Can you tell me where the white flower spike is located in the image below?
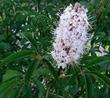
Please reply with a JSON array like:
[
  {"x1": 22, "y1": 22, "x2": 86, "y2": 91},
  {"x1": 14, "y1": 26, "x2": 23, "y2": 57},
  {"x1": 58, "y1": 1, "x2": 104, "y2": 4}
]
[{"x1": 51, "y1": 2, "x2": 90, "y2": 68}]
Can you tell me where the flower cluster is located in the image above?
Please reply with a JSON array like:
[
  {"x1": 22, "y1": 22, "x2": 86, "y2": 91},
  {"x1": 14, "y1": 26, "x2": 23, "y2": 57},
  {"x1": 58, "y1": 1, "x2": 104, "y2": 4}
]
[{"x1": 51, "y1": 3, "x2": 90, "y2": 68}]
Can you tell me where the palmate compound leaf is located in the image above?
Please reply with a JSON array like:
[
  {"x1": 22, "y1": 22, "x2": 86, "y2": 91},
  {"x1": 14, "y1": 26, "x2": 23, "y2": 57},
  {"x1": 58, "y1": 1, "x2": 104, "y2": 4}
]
[{"x1": 0, "y1": 50, "x2": 39, "y2": 98}]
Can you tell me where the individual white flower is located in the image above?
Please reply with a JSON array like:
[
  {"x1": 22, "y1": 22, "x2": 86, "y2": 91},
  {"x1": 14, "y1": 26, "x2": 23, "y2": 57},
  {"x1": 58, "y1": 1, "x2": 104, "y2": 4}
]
[
  {"x1": 99, "y1": 46, "x2": 107, "y2": 56},
  {"x1": 51, "y1": 2, "x2": 90, "y2": 68}
]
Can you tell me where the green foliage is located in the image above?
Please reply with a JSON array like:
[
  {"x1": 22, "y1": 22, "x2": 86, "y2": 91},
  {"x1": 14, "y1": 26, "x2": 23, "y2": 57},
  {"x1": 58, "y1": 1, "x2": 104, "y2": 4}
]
[{"x1": 0, "y1": 0, "x2": 110, "y2": 98}]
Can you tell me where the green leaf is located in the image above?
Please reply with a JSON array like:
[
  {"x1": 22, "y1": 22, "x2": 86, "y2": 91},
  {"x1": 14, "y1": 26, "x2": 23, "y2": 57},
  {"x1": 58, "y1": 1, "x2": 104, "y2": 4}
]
[
  {"x1": 8, "y1": 88, "x2": 20, "y2": 98},
  {"x1": 33, "y1": 79, "x2": 45, "y2": 98},
  {"x1": 25, "y1": 55, "x2": 43, "y2": 83},
  {"x1": 65, "y1": 76, "x2": 78, "y2": 96},
  {"x1": 42, "y1": 58, "x2": 57, "y2": 79},
  {"x1": 32, "y1": 67, "x2": 50, "y2": 78},
  {"x1": 3, "y1": 69, "x2": 21, "y2": 81},
  {"x1": 83, "y1": 55, "x2": 110, "y2": 65},
  {"x1": 22, "y1": 83, "x2": 32, "y2": 98},
  {"x1": 89, "y1": 68, "x2": 110, "y2": 87},
  {"x1": 25, "y1": 62, "x2": 36, "y2": 83},
  {"x1": 22, "y1": 32, "x2": 38, "y2": 51},
  {"x1": 0, "y1": 77, "x2": 19, "y2": 98},
  {"x1": 0, "y1": 42, "x2": 10, "y2": 50},
  {"x1": 0, "y1": 50, "x2": 34, "y2": 66},
  {"x1": 85, "y1": 74, "x2": 93, "y2": 98},
  {"x1": 98, "y1": 62, "x2": 110, "y2": 70},
  {"x1": 0, "y1": 34, "x2": 6, "y2": 41},
  {"x1": 0, "y1": 78, "x2": 15, "y2": 94}
]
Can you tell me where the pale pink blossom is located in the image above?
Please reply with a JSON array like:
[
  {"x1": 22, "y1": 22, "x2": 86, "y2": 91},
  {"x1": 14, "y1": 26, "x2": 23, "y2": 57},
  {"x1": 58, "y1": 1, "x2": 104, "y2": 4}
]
[{"x1": 51, "y1": 3, "x2": 90, "y2": 68}]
